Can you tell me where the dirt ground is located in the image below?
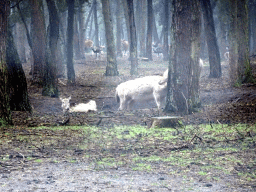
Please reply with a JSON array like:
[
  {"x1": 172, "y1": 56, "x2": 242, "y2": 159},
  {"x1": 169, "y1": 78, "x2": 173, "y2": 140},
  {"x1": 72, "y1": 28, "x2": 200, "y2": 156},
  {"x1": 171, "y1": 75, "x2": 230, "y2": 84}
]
[{"x1": 1, "y1": 54, "x2": 256, "y2": 191}]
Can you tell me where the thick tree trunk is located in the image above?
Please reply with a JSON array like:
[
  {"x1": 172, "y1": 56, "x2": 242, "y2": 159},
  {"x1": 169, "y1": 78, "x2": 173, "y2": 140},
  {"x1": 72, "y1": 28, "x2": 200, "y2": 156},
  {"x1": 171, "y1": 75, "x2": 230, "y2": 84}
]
[
  {"x1": 229, "y1": 0, "x2": 253, "y2": 84},
  {"x1": 101, "y1": 0, "x2": 119, "y2": 76},
  {"x1": 7, "y1": 23, "x2": 31, "y2": 112},
  {"x1": 30, "y1": 0, "x2": 47, "y2": 83},
  {"x1": 249, "y1": 0, "x2": 256, "y2": 55},
  {"x1": 66, "y1": 0, "x2": 76, "y2": 84},
  {"x1": 146, "y1": 0, "x2": 153, "y2": 61},
  {"x1": 42, "y1": 0, "x2": 59, "y2": 97},
  {"x1": 127, "y1": 0, "x2": 138, "y2": 75},
  {"x1": 165, "y1": 0, "x2": 201, "y2": 114},
  {"x1": 200, "y1": 0, "x2": 221, "y2": 78},
  {"x1": 0, "y1": 0, "x2": 12, "y2": 124}
]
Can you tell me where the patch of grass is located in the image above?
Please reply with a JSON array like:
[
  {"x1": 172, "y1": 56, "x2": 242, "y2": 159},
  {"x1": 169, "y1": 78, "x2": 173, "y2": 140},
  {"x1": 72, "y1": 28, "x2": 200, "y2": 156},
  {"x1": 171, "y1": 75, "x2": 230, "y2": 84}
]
[
  {"x1": 34, "y1": 159, "x2": 43, "y2": 163},
  {"x1": 198, "y1": 171, "x2": 208, "y2": 176},
  {"x1": 132, "y1": 163, "x2": 151, "y2": 172}
]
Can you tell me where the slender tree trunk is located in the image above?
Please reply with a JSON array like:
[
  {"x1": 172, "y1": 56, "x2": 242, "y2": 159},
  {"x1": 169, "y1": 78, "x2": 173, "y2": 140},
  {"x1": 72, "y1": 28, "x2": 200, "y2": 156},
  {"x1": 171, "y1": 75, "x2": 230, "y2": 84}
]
[
  {"x1": 121, "y1": 0, "x2": 131, "y2": 45},
  {"x1": 101, "y1": 0, "x2": 119, "y2": 76},
  {"x1": 152, "y1": 9, "x2": 160, "y2": 45},
  {"x1": 163, "y1": 0, "x2": 169, "y2": 61},
  {"x1": 135, "y1": 0, "x2": 146, "y2": 57},
  {"x1": 30, "y1": 0, "x2": 47, "y2": 83},
  {"x1": 73, "y1": 14, "x2": 82, "y2": 59},
  {"x1": 116, "y1": 0, "x2": 123, "y2": 57},
  {"x1": 200, "y1": 0, "x2": 221, "y2": 78},
  {"x1": 93, "y1": 0, "x2": 99, "y2": 47},
  {"x1": 84, "y1": 3, "x2": 95, "y2": 39},
  {"x1": 42, "y1": 0, "x2": 59, "y2": 97},
  {"x1": 66, "y1": 0, "x2": 75, "y2": 84},
  {"x1": 127, "y1": 0, "x2": 138, "y2": 75},
  {"x1": 0, "y1": 0, "x2": 12, "y2": 124},
  {"x1": 146, "y1": 0, "x2": 153, "y2": 60},
  {"x1": 78, "y1": 0, "x2": 85, "y2": 58}
]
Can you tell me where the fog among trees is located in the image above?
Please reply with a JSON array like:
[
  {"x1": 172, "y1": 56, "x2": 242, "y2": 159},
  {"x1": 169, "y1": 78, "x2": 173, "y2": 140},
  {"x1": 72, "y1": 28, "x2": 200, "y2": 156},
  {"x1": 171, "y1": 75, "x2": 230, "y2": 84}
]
[{"x1": 0, "y1": 0, "x2": 255, "y2": 124}]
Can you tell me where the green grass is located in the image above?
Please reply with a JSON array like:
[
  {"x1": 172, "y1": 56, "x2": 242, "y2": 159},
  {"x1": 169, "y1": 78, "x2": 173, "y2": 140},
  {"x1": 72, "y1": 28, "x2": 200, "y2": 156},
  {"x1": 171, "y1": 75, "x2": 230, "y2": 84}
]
[{"x1": 0, "y1": 123, "x2": 255, "y2": 187}]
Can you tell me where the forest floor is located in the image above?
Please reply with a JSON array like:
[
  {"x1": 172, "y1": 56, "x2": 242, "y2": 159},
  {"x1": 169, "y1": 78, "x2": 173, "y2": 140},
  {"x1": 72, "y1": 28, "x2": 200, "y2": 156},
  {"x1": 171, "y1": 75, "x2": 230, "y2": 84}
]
[{"x1": 0, "y1": 54, "x2": 256, "y2": 191}]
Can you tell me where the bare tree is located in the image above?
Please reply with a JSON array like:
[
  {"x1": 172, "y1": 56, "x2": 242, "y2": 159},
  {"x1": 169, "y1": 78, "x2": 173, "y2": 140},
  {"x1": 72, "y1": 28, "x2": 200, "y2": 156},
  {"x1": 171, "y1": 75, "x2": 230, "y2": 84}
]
[{"x1": 101, "y1": 0, "x2": 119, "y2": 76}]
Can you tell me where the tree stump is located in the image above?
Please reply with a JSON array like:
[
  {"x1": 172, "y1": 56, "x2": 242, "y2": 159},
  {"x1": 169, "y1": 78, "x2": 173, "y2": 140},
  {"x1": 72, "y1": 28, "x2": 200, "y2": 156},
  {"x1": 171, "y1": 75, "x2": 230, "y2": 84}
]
[
  {"x1": 151, "y1": 116, "x2": 183, "y2": 128},
  {"x1": 141, "y1": 57, "x2": 149, "y2": 61}
]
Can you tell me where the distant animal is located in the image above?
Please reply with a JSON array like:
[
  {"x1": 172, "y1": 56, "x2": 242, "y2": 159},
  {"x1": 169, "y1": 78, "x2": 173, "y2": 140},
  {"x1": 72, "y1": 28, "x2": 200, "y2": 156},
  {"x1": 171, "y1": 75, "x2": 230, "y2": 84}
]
[
  {"x1": 224, "y1": 52, "x2": 229, "y2": 61},
  {"x1": 153, "y1": 44, "x2": 164, "y2": 57},
  {"x1": 91, "y1": 47, "x2": 102, "y2": 58},
  {"x1": 121, "y1": 40, "x2": 129, "y2": 55},
  {"x1": 115, "y1": 70, "x2": 168, "y2": 110},
  {"x1": 84, "y1": 39, "x2": 94, "y2": 52},
  {"x1": 60, "y1": 96, "x2": 97, "y2": 113}
]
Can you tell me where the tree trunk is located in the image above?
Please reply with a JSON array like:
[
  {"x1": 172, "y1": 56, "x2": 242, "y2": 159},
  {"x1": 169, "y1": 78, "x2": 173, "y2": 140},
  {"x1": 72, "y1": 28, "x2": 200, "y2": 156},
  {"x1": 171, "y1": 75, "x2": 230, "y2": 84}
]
[
  {"x1": 73, "y1": 14, "x2": 82, "y2": 59},
  {"x1": 136, "y1": 0, "x2": 146, "y2": 57},
  {"x1": 200, "y1": 0, "x2": 221, "y2": 78},
  {"x1": 127, "y1": 0, "x2": 138, "y2": 75},
  {"x1": 93, "y1": 0, "x2": 99, "y2": 47},
  {"x1": 249, "y1": 0, "x2": 256, "y2": 55},
  {"x1": 229, "y1": 0, "x2": 253, "y2": 84},
  {"x1": 121, "y1": 0, "x2": 131, "y2": 45},
  {"x1": 165, "y1": 0, "x2": 201, "y2": 114},
  {"x1": 84, "y1": 2, "x2": 94, "y2": 39},
  {"x1": 146, "y1": 0, "x2": 153, "y2": 61},
  {"x1": 0, "y1": 0, "x2": 12, "y2": 125},
  {"x1": 78, "y1": 0, "x2": 85, "y2": 58},
  {"x1": 14, "y1": 23, "x2": 26, "y2": 63},
  {"x1": 163, "y1": 0, "x2": 169, "y2": 61},
  {"x1": 101, "y1": 0, "x2": 119, "y2": 76},
  {"x1": 152, "y1": 11, "x2": 160, "y2": 45},
  {"x1": 7, "y1": 22, "x2": 31, "y2": 112},
  {"x1": 30, "y1": 0, "x2": 47, "y2": 83},
  {"x1": 42, "y1": 0, "x2": 59, "y2": 97},
  {"x1": 66, "y1": 0, "x2": 76, "y2": 84},
  {"x1": 116, "y1": 0, "x2": 123, "y2": 57}
]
